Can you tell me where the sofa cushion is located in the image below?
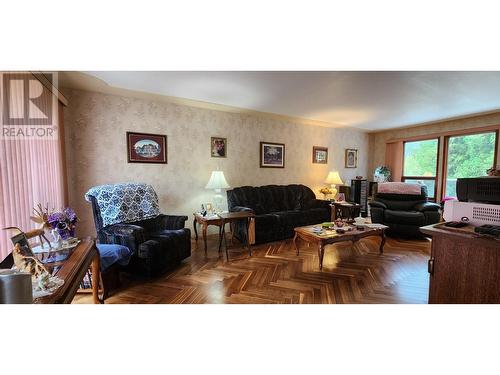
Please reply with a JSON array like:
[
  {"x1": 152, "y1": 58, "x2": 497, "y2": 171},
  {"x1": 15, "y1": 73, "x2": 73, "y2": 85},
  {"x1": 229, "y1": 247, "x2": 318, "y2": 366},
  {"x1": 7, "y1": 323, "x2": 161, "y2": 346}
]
[{"x1": 384, "y1": 209, "x2": 425, "y2": 226}]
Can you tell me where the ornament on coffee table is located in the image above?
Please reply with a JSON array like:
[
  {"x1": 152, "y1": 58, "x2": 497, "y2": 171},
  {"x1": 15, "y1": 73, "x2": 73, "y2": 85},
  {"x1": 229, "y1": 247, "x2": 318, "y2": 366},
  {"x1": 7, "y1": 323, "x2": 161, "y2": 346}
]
[
  {"x1": 48, "y1": 207, "x2": 78, "y2": 241},
  {"x1": 2, "y1": 203, "x2": 53, "y2": 249}
]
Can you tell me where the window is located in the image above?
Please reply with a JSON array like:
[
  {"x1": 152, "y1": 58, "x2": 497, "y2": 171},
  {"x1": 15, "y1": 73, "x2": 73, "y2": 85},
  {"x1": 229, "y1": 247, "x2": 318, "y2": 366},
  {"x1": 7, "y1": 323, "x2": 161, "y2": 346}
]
[
  {"x1": 444, "y1": 131, "x2": 497, "y2": 198},
  {"x1": 403, "y1": 138, "x2": 439, "y2": 198}
]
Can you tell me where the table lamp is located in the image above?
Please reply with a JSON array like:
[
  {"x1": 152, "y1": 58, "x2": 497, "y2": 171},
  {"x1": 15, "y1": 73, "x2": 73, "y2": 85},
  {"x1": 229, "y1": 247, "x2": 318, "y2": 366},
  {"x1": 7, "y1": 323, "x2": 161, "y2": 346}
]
[
  {"x1": 325, "y1": 171, "x2": 343, "y2": 201},
  {"x1": 205, "y1": 170, "x2": 230, "y2": 213}
]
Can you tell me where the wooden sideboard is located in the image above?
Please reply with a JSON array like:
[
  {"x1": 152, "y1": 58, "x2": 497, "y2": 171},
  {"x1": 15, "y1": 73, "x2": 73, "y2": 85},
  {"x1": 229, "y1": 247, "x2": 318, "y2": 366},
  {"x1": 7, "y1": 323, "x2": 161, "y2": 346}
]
[{"x1": 420, "y1": 224, "x2": 500, "y2": 304}]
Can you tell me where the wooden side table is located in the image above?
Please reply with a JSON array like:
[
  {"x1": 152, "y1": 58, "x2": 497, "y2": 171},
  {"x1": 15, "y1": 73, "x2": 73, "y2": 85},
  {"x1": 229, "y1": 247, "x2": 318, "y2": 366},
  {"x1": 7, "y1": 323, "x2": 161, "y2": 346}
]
[
  {"x1": 218, "y1": 211, "x2": 255, "y2": 261},
  {"x1": 192, "y1": 213, "x2": 224, "y2": 255},
  {"x1": 330, "y1": 202, "x2": 361, "y2": 222}
]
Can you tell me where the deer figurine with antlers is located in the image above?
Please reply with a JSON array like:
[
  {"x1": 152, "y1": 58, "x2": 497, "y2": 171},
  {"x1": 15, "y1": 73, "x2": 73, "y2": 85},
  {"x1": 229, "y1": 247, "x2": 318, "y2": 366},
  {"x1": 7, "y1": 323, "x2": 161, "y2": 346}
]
[{"x1": 3, "y1": 203, "x2": 53, "y2": 249}]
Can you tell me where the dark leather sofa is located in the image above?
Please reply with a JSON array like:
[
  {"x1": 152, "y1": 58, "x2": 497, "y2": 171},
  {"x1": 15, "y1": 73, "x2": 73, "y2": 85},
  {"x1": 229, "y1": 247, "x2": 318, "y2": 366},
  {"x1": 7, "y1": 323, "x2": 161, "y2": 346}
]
[
  {"x1": 227, "y1": 184, "x2": 330, "y2": 244},
  {"x1": 369, "y1": 184, "x2": 440, "y2": 237},
  {"x1": 88, "y1": 196, "x2": 191, "y2": 277}
]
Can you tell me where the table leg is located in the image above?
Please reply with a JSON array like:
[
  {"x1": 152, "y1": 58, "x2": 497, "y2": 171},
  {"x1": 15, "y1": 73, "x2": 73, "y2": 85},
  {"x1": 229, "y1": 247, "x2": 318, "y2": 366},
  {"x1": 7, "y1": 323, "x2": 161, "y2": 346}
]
[
  {"x1": 246, "y1": 218, "x2": 252, "y2": 257},
  {"x1": 223, "y1": 223, "x2": 229, "y2": 261},
  {"x1": 318, "y1": 243, "x2": 325, "y2": 270},
  {"x1": 379, "y1": 229, "x2": 386, "y2": 254},
  {"x1": 91, "y1": 252, "x2": 102, "y2": 304},
  {"x1": 202, "y1": 223, "x2": 208, "y2": 255},
  {"x1": 218, "y1": 223, "x2": 224, "y2": 254},
  {"x1": 193, "y1": 217, "x2": 198, "y2": 240},
  {"x1": 293, "y1": 232, "x2": 300, "y2": 255}
]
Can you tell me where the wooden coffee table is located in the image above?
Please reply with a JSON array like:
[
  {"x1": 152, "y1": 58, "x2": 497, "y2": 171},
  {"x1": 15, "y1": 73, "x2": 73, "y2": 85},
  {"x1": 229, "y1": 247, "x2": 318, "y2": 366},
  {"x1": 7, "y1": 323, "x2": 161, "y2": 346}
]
[{"x1": 293, "y1": 224, "x2": 388, "y2": 270}]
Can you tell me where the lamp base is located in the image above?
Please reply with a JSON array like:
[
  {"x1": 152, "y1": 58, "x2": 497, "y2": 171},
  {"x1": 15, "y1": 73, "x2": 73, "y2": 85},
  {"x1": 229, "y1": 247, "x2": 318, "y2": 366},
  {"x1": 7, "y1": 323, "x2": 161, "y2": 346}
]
[{"x1": 330, "y1": 185, "x2": 338, "y2": 201}]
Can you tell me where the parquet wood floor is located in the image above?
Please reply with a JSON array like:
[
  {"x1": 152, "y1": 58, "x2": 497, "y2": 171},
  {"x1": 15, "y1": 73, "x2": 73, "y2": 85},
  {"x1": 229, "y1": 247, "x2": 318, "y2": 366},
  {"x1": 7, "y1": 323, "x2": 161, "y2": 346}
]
[{"x1": 73, "y1": 234, "x2": 431, "y2": 304}]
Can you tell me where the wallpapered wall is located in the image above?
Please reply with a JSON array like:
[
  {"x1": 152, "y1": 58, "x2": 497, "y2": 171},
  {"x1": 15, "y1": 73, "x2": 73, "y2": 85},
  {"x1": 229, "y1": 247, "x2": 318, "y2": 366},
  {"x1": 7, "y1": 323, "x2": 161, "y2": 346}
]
[
  {"x1": 368, "y1": 111, "x2": 500, "y2": 175},
  {"x1": 64, "y1": 89, "x2": 369, "y2": 237}
]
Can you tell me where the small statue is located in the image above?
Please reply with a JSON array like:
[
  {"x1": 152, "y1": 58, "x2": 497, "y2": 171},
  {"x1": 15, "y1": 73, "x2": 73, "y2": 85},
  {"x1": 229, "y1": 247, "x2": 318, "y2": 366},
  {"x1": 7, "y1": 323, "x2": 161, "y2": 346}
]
[
  {"x1": 12, "y1": 243, "x2": 51, "y2": 290},
  {"x1": 51, "y1": 228, "x2": 62, "y2": 249},
  {"x1": 3, "y1": 203, "x2": 53, "y2": 249}
]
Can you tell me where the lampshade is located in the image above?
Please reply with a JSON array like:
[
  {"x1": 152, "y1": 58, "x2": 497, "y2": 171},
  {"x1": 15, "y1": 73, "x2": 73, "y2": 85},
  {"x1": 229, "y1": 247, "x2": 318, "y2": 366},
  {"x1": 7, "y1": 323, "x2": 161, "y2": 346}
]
[
  {"x1": 325, "y1": 171, "x2": 343, "y2": 185},
  {"x1": 205, "y1": 170, "x2": 230, "y2": 190}
]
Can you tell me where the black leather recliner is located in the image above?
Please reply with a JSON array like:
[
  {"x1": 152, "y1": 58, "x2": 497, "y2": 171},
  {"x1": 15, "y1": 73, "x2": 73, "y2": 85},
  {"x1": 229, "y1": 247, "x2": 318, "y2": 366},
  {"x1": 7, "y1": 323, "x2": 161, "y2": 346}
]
[
  {"x1": 87, "y1": 194, "x2": 191, "y2": 277},
  {"x1": 369, "y1": 184, "x2": 440, "y2": 237},
  {"x1": 227, "y1": 184, "x2": 330, "y2": 244}
]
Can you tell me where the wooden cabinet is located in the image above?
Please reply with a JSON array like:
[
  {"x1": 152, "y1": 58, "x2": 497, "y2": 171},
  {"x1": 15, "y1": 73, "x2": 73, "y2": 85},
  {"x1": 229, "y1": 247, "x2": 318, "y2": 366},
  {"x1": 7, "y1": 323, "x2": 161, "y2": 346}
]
[
  {"x1": 421, "y1": 224, "x2": 500, "y2": 304},
  {"x1": 350, "y1": 179, "x2": 368, "y2": 217}
]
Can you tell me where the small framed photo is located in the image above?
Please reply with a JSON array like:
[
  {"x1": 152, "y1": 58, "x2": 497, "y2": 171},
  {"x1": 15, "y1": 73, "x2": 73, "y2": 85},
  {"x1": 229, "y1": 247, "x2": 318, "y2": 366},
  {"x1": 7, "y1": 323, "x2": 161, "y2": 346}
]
[
  {"x1": 10, "y1": 232, "x2": 34, "y2": 257},
  {"x1": 260, "y1": 142, "x2": 285, "y2": 168},
  {"x1": 127, "y1": 132, "x2": 167, "y2": 164},
  {"x1": 312, "y1": 146, "x2": 328, "y2": 164},
  {"x1": 205, "y1": 203, "x2": 214, "y2": 214},
  {"x1": 211, "y1": 137, "x2": 227, "y2": 158},
  {"x1": 345, "y1": 148, "x2": 358, "y2": 168},
  {"x1": 337, "y1": 193, "x2": 346, "y2": 202}
]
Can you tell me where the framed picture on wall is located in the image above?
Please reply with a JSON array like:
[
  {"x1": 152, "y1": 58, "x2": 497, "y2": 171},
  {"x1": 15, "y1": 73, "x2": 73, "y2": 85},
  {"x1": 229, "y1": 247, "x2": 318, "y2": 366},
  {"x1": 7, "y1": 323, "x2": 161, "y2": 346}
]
[
  {"x1": 127, "y1": 132, "x2": 167, "y2": 163},
  {"x1": 260, "y1": 142, "x2": 285, "y2": 168},
  {"x1": 312, "y1": 146, "x2": 328, "y2": 164},
  {"x1": 345, "y1": 148, "x2": 358, "y2": 168},
  {"x1": 211, "y1": 137, "x2": 227, "y2": 158}
]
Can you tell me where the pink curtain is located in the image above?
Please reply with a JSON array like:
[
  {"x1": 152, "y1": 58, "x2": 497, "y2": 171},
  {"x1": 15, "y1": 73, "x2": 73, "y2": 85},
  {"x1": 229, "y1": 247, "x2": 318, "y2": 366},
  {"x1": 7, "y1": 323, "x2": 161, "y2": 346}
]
[{"x1": 0, "y1": 73, "x2": 65, "y2": 261}]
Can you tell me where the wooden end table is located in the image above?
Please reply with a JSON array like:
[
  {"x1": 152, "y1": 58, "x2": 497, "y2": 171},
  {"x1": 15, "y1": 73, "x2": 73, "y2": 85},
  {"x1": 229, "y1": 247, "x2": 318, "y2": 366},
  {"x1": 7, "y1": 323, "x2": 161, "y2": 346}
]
[
  {"x1": 330, "y1": 201, "x2": 361, "y2": 222},
  {"x1": 217, "y1": 211, "x2": 255, "y2": 261},
  {"x1": 293, "y1": 224, "x2": 387, "y2": 270},
  {"x1": 193, "y1": 213, "x2": 224, "y2": 255}
]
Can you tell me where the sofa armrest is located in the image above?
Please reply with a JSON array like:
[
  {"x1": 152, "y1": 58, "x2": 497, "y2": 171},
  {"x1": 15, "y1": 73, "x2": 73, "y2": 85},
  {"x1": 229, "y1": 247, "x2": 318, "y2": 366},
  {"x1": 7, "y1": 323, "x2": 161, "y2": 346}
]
[
  {"x1": 157, "y1": 214, "x2": 188, "y2": 230},
  {"x1": 369, "y1": 200, "x2": 388, "y2": 209},
  {"x1": 306, "y1": 199, "x2": 331, "y2": 210},
  {"x1": 100, "y1": 224, "x2": 145, "y2": 253},
  {"x1": 413, "y1": 202, "x2": 440, "y2": 212},
  {"x1": 230, "y1": 206, "x2": 254, "y2": 213}
]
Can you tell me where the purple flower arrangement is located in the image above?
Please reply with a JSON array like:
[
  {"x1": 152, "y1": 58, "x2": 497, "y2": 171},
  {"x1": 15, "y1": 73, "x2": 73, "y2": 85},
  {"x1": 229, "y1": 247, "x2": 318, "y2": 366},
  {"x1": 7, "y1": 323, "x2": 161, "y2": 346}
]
[{"x1": 48, "y1": 207, "x2": 78, "y2": 240}]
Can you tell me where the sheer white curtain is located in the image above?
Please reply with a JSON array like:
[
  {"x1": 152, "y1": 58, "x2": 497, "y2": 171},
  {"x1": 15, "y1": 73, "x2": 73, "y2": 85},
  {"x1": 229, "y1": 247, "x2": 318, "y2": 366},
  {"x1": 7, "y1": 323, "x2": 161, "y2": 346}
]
[{"x1": 0, "y1": 73, "x2": 66, "y2": 261}]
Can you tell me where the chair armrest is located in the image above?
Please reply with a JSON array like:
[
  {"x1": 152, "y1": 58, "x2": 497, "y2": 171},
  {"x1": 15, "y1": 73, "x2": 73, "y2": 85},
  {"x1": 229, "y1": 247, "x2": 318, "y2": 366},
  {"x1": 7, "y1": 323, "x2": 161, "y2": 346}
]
[
  {"x1": 100, "y1": 224, "x2": 145, "y2": 252},
  {"x1": 413, "y1": 202, "x2": 440, "y2": 212},
  {"x1": 230, "y1": 206, "x2": 254, "y2": 213},
  {"x1": 369, "y1": 200, "x2": 387, "y2": 209},
  {"x1": 157, "y1": 214, "x2": 188, "y2": 230}
]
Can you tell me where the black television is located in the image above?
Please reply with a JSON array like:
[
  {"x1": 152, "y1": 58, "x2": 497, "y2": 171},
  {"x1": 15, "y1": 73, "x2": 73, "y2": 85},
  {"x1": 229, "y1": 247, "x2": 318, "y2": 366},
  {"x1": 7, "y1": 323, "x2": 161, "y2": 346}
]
[{"x1": 456, "y1": 177, "x2": 500, "y2": 204}]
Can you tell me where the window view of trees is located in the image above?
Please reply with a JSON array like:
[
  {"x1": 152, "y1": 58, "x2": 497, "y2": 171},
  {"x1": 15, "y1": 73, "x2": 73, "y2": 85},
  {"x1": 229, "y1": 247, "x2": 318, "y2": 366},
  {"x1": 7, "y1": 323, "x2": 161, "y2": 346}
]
[
  {"x1": 404, "y1": 139, "x2": 438, "y2": 177},
  {"x1": 445, "y1": 132, "x2": 496, "y2": 197},
  {"x1": 403, "y1": 139, "x2": 438, "y2": 198}
]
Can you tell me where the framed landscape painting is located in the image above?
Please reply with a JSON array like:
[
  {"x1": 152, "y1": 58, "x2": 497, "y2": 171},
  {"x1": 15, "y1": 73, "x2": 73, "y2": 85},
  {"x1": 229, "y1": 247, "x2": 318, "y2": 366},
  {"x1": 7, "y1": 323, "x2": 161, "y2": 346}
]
[
  {"x1": 260, "y1": 142, "x2": 285, "y2": 168},
  {"x1": 345, "y1": 148, "x2": 358, "y2": 168},
  {"x1": 127, "y1": 132, "x2": 167, "y2": 163},
  {"x1": 312, "y1": 146, "x2": 328, "y2": 164}
]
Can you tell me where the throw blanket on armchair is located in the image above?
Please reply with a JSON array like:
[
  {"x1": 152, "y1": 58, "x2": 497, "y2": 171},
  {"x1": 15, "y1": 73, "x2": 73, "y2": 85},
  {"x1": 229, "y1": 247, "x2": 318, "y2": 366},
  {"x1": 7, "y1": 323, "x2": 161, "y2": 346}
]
[
  {"x1": 378, "y1": 182, "x2": 422, "y2": 195},
  {"x1": 85, "y1": 183, "x2": 160, "y2": 227}
]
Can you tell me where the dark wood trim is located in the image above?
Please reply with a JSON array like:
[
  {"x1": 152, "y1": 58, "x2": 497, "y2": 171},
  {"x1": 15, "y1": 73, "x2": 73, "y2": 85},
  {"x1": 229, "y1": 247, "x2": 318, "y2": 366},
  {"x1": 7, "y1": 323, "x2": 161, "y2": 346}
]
[
  {"x1": 126, "y1": 131, "x2": 168, "y2": 164},
  {"x1": 58, "y1": 102, "x2": 69, "y2": 206},
  {"x1": 312, "y1": 146, "x2": 328, "y2": 164},
  {"x1": 260, "y1": 141, "x2": 285, "y2": 168}
]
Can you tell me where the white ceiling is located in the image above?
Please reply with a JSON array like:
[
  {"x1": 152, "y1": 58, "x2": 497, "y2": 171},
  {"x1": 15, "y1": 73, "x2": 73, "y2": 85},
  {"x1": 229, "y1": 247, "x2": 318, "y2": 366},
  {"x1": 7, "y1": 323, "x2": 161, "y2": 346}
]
[{"x1": 81, "y1": 71, "x2": 500, "y2": 131}]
